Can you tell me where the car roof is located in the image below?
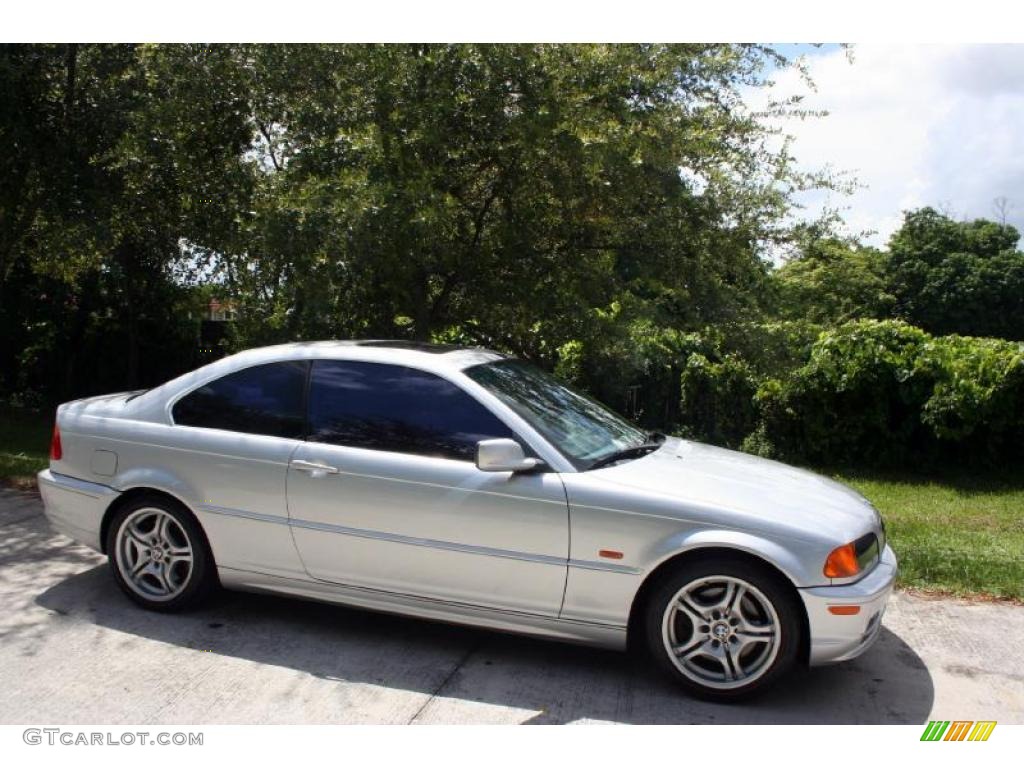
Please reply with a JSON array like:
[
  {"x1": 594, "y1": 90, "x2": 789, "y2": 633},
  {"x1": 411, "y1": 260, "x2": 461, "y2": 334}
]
[
  {"x1": 355, "y1": 340, "x2": 472, "y2": 354},
  {"x1": 224, "y1": 339, "x2": 509, "y2": 371},
  {"x1": 128, "y1": 340, "x2": 509, "y2": 414}
]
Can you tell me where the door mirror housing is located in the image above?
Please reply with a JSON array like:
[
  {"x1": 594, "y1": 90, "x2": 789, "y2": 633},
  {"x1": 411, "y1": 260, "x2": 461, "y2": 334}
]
[{"x1": 475, "y1": 438, "x2": 543, "y2": 473}]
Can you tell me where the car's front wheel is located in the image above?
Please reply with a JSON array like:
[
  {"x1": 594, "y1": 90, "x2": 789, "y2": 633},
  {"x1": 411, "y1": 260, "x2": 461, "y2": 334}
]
[
  {"x1": 106, "y1": 495, "x2": 215, "y2": 611},
  {"x1": 644, "y1": 556, "x2": 802, "y2": 701}
]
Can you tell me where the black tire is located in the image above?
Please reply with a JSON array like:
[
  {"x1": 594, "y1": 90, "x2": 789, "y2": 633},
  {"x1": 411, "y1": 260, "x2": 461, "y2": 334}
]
[
  {"x1": 105, "y1": 494, "x2": 216, "y2": 612},
  {"x1": 643, "y1": 555, "x2": 802, "y2": 702}
]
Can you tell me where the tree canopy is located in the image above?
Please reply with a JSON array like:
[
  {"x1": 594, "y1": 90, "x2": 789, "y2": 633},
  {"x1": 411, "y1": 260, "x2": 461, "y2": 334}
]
[
  {"x1": 2, "y1": 44, "x2": 1022, "y2": 470},
  {"x1": 216, "y1": 44, "x2": 817, "y2": 357},
  {"x1": 773, "y1": 231, "x2": 894, "y2": 324},
  {"x1": 0, "y1": 43, "x2": 825, "y2": 400},
  {"x1": 886, "y1": 207, "x2": 1024, "y2": 339},
  {"x1": 772, "y1": 207, "x2": 1024, "y2": 340}
]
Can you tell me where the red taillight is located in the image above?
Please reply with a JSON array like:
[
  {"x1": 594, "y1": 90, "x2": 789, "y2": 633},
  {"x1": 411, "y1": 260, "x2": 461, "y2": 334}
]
[{"x1": 50, "y1": 422, "x2": 62, "y2": 461}]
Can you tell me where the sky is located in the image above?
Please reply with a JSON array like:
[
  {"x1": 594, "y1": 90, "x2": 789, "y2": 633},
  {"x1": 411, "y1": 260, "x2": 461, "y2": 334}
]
[{"x1": 752, "y1": 44, "x2": 1024, "y2": 247}]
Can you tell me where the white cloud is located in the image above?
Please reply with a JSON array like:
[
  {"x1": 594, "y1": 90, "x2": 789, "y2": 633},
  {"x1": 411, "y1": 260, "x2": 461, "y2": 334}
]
[{"x1": 750, "y1": 44, "x2": 1024, "y2": 247}]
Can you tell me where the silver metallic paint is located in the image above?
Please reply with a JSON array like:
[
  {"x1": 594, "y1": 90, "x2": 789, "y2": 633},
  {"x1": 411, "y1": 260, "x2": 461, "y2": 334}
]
[{"x1": 39, "y1": 341, "x2": 896, "y2": 664}]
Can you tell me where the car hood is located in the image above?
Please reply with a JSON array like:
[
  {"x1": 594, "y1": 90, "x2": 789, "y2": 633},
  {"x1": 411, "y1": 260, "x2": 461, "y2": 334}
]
[{"x1": 590, "y1": 437, "x2": 879, "y2": 542}]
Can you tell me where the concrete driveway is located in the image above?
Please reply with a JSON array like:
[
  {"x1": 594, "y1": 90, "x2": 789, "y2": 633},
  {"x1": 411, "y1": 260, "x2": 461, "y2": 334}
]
[{"x1": 1, "y1": 488, "x2": 1021, "y2": 724}]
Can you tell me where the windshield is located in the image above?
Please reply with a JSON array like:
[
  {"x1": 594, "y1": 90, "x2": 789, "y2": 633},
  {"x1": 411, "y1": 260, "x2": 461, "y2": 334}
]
[{"x1": 464, "y1": 359, "x2": 647, "y2": 469}]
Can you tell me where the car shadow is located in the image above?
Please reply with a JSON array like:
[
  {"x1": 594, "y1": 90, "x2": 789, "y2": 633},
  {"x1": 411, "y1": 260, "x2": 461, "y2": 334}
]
[{"x1": 34, "y1": 564, "x2": 935, "y2": 724}]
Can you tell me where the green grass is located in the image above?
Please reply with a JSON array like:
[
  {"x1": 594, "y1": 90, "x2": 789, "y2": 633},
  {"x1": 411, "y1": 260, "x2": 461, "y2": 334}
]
[
  {"x1": 0, "y1": 405, "x2": 51, "y2": 486},
  {"x1": 831, "y1": 469, "x2": 1024, "y2": 601},
  {"x1": 0, "y1": 404, "x2": 1020, "y2": 599}
]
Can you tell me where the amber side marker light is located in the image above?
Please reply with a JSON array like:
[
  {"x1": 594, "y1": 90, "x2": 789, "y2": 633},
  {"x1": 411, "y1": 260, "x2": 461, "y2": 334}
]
[
  {"x1": 49, "y1": 422, "x2": 62, "y2": 461},
  {"x1": 827, "y1": 605, "x2": 862, "y2": 616},
  {"x1": 823, "y1": 542, "x2": 860, "y2": 578},
  {"x1": 598, "y1": 549, "x2": 624, "y2": 560}
]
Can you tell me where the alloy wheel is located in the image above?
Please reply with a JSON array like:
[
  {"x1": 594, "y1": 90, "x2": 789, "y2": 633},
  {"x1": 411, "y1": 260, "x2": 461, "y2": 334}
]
[
  {"x1": 661, "y1": 575, "x2": 782, "y2": 691},
  {"x1": 114, "y1": 507, "x2": 194, "y2": 602}
]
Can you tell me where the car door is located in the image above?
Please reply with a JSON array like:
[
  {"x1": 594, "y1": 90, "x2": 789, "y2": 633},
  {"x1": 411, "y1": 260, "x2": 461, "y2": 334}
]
[
  {"x1": 166, "y1": 360, "x2": 309, "y2": 579},
  {"x1": 286, "y1": 359, "x2": 570, "y2": 617}
]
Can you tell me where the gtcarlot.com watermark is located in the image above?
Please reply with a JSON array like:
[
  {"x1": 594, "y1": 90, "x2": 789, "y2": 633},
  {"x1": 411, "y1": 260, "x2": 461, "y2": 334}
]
[{"x1": 23, "y1": 728, "x2": 203, "y2": 746}]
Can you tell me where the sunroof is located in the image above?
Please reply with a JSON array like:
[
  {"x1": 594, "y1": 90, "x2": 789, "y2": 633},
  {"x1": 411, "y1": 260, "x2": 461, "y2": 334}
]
[{"x1": 356, "y1": 340, "x2": 470, "y2": 354}]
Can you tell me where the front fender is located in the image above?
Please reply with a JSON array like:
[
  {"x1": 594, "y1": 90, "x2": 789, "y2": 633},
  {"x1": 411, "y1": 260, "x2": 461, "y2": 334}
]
[
  {"x1": 642, "y1": 527, "x2": 826, "y2": 589},
  {"x1": 561, "y1": 519, "x2": 827, "y2": 628}
]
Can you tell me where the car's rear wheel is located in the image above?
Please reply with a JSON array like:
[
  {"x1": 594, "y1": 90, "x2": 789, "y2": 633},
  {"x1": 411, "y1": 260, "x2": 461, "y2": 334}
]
[
  {"x1": 106, "y1": 496, "x2": 214, "y2": 611},
  {"x1": 644, "y1": 556, "x2": 802, "y2": 701}
]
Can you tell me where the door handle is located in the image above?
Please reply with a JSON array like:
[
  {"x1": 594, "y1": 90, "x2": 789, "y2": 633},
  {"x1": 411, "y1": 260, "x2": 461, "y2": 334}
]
[{"x1": 291, "y1": 459, "x2": 339, "y2": 477}]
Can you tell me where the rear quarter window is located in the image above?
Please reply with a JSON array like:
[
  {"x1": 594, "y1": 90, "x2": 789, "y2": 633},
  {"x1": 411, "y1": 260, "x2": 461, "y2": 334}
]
[{"x1": 172, "y1": 361, "x2": 308, "y2": 439}]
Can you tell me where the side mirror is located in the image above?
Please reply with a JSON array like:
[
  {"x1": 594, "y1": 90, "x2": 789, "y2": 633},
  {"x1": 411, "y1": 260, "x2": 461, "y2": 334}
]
[{"x1": 476, "y1": 438, "x2": 543, "y2": 473}]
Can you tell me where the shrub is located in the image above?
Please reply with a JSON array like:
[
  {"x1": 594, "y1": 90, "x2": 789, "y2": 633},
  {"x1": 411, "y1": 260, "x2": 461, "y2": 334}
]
[
  {"x1": 565, "y1": 320, "x2": 719, "y2": 428},
  {"x1": 920, "y1": 335, "x2": 1024, "y2": 458},
  {"x1": 560, "y1": 317, "x2": 1023, "y2": 470},
  {"x1": 716, "y1": 320, "x2": 824, "y2": 378},
  {"x1": 679, "y1": 354, "x2": 762, "y2": 448},
  {"x1": 766, "y1": 320, "x2": 936, "y2": 464},
  {"x1": 764, "y1": 320, "x2": 1024, "y2": 467}
]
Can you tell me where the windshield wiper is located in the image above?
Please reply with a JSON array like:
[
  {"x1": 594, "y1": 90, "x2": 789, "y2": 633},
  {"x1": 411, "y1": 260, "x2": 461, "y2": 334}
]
[{"x1": 588, "y1": 438, "x2": 664, "y2": 470}]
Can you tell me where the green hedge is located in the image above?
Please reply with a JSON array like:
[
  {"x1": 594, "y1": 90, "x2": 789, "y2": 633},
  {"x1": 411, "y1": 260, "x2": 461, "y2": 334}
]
[
  {"x1": 564, "y1": 319, "x2": 1024, "y2": 468},
  {"x1": 679, "y1": 354, "x2": 760, "y2": 447},
  {"x1": 741, "y1": 321, "x2": 1019, "y2": 466},
  {"x1": 765, "y1": 321, "x2": 1024, "y2": 466},
  {"x1": 763, "y1": 321, "x2": 937, "y2": 464}
]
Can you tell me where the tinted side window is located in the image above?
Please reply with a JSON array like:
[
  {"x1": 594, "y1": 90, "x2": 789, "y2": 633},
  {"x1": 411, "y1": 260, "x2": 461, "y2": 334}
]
[
  {"x1": 308, "y1": 360, "x2": 514, "y2": 460},
  {"x1": 173, "y1": 361, "x2": 308, "y2": 439}
]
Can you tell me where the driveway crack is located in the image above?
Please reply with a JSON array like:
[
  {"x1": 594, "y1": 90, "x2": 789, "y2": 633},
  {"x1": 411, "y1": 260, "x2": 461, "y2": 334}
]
[{"x1": 407, "y1": 639, "x2": 482, "y2": 724}]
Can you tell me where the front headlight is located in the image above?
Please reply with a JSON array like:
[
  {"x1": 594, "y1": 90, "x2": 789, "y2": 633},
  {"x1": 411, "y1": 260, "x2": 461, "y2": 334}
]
[{"x1": 824, "y1": 533, "x2": 880, "y2": 579}]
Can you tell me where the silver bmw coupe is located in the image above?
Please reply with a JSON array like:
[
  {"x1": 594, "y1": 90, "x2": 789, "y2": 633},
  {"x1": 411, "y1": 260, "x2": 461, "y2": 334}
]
[{"x1": 39, "y1": 340, "x2": 896, "y2": 700}]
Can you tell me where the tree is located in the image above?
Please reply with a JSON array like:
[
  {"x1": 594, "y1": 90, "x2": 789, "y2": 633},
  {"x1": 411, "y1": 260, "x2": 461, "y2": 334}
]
[
  {"x1": 215, "y1": 44, "x2": 830, "y2": 363},
  {"x1": 0, "y1": 44, "x2": 254, "y2": 400},
  {"x1": 886, "y1": 207, "x2": 1024, "y2": 340},
  {"x1": 773, "y1": 230, "x2": 894, "y2": 323},
  {"x1": 1, "y1": 43, "x2": 835, "y2": 404}
]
